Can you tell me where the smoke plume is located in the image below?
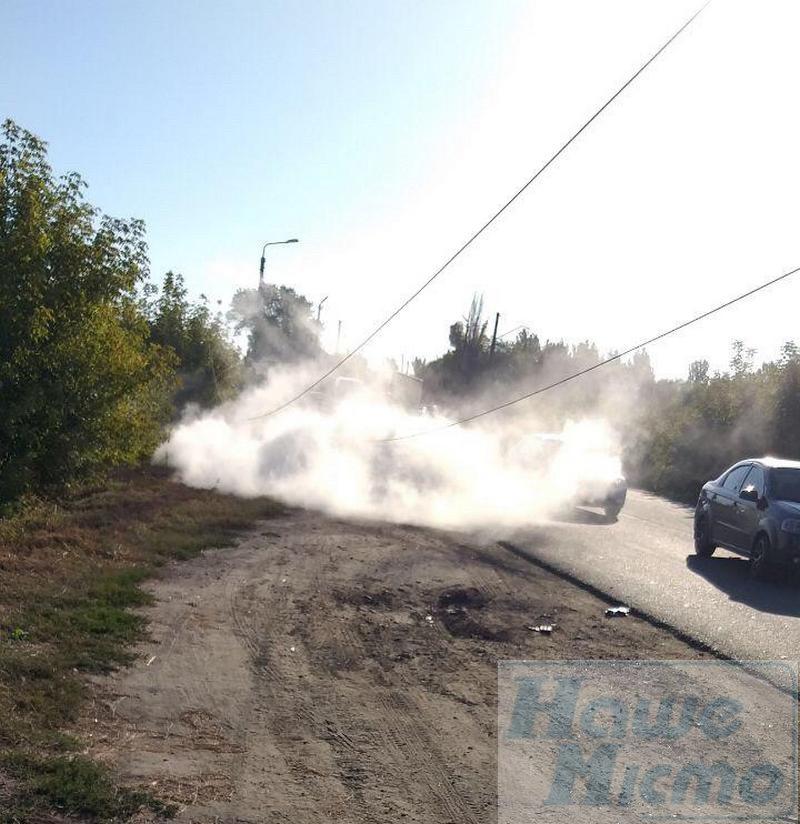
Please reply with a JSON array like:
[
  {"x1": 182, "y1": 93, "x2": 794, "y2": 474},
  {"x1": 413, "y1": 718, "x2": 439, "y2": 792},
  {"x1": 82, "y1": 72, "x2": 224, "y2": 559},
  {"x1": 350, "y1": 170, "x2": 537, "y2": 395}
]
[{"x1": 156, "y1": 361, "x2": 624, "y2": 532}]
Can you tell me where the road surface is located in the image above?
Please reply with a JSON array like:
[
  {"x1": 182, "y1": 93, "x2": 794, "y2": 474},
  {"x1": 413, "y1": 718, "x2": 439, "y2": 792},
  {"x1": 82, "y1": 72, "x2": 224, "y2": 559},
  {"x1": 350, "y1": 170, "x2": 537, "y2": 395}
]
[{"x1": 508, "y1": 489, "x2": 800, "y2": 665}]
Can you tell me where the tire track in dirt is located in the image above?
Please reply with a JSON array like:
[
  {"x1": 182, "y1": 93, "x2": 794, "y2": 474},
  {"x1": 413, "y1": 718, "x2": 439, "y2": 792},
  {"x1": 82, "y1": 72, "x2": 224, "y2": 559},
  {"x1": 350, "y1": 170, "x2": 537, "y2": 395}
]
[
  {"x1": 299, "y1": 524, "x2": 482, "y2": 824},
  {"x1": 87, "y1": 509, "x2": 712, "y2": 823},
  {"x1": 220, "y1": 515, "x2": 484, "y2": 823}
]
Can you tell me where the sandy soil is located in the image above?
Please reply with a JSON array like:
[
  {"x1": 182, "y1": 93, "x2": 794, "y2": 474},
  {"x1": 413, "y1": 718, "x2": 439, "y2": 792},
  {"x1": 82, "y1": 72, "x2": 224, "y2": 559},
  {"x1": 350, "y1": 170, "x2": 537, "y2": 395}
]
[{"x1": 84, "y1": 508, "x2": 710, "y2": 823}]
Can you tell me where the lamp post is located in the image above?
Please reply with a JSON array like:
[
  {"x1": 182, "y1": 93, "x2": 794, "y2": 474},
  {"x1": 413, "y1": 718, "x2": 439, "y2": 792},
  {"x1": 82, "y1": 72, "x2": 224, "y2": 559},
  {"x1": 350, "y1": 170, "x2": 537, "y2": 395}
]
[
  {"x1": 259, "y1": 238, "x2": 298, "y2": 287},
  {"x1": 316, "y1": 296, "x2": 328, "y2": 323}
]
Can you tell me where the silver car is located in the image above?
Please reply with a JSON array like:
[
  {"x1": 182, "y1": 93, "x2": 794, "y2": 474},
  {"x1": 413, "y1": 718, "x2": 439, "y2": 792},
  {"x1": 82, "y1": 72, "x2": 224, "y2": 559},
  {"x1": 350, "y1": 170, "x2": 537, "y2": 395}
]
[{"x1": 694, "y1": 457, "x2": 800, "y2": 578}]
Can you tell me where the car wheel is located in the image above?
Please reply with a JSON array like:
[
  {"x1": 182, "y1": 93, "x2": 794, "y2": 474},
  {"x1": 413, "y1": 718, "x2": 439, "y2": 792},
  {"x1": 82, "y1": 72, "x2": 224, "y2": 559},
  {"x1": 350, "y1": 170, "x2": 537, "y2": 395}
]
[
  {"x1": 750, "y1": 533, "x2": 773, "y2": 580},
  {"x1": 694, "y1": 515, "x2": 715, "y2": 557}
]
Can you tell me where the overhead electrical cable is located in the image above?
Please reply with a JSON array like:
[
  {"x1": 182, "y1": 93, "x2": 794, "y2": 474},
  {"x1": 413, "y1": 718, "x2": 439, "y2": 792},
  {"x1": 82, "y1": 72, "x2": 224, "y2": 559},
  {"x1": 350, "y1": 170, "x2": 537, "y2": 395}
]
[
  {"x1": 378, "y1": 264, "x2": 800, "y2": 442},
  {"x1": 250, "y1": 3, "x2": 708, "y2": 420}
]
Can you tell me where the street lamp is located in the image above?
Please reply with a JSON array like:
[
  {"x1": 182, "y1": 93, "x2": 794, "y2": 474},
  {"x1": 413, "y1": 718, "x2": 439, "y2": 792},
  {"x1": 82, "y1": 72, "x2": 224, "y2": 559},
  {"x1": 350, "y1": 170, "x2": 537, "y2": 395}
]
[
  {"x1": 259, "y1": 238, "x2": 299, "y2": 286},
  {"x1": 316, "y1": 295, "x2": 328, "y2": 323}
]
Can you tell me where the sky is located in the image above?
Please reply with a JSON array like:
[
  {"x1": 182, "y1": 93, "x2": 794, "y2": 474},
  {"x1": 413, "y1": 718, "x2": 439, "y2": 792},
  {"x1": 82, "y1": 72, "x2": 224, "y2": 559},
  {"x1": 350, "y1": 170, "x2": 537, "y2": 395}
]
[{"x1": 3, "y1": 0, "x2": 800, "y2": 379}]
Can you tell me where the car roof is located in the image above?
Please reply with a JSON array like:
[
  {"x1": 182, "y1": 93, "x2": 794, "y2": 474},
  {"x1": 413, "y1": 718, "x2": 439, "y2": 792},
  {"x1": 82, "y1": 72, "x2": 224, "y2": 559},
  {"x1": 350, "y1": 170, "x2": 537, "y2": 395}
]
[{"x1": 741, "y1": 457, "x2": 800, "y2": 470}]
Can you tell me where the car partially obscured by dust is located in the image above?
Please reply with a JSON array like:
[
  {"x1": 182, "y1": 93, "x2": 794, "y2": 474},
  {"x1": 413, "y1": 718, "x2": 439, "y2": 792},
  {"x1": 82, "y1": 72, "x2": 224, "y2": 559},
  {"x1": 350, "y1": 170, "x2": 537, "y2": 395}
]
[{"x1": 156, "y1": 361, "x2": 624, "y2": 531}]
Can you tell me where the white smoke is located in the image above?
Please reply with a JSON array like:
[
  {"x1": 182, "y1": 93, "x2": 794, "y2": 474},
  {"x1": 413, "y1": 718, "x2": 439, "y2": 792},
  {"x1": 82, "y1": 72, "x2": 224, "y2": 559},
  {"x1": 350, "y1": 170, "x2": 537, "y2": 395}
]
[{"x1": 156, "y1": 362, "x2": 623, "y2": 531}]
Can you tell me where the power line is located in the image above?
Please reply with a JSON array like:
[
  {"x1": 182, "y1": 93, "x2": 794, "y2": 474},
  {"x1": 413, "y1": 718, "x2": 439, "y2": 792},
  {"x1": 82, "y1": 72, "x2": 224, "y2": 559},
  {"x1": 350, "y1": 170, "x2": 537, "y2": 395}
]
[
  {"x1": 379, "y1": 264, "x2": 800, "y2": 442},
  {"x1": 497, "y1": 324, "x2": 532, "y2": 340},
  {"x1": 250, "y1": 3, "x2": 708, "y2": 421}
]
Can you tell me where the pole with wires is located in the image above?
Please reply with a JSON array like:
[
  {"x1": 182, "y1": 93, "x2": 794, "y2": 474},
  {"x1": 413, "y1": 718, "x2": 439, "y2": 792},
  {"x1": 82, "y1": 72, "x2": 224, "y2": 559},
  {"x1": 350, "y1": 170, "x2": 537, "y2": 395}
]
[
  {"x1": 248, "y1": 2, "x2": 708, "y2": 421},
  {"x1": 490, "y1": 312, "x2": 500, "y2": 359},
  {"x1": 379, "y1": 263, "x2": 800, "y2": 443}
]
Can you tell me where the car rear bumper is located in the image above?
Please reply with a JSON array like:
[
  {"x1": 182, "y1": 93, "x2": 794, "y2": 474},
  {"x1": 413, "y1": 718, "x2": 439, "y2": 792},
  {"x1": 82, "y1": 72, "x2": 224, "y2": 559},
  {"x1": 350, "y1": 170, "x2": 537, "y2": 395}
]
[{"x1": 579, "y1": 486, "x2": 627, "y2": 510}]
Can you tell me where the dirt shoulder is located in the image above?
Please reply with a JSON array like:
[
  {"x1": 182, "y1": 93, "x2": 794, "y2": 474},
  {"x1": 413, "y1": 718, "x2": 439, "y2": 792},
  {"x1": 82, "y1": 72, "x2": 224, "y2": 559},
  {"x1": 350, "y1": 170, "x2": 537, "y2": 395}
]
[
  {"x1": 86, "y1": 508, "x2": 712, "y2": 823},
  {"x1": 0, "y1": 468, "x2": 283, "y2": 822}
]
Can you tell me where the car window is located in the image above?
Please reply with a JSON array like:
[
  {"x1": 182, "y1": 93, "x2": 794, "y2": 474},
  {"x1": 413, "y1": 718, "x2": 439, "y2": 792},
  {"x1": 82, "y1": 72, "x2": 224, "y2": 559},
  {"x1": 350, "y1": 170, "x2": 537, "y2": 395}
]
[
  {"x1": 722, "y1": 465, "x2": 751, "y2": 493},
  {"x1": 741, "y1": 465, "x2": 765, "y2": 497},
  {"x1": 769, "y1": 468, "x2": 800, "y2": 503}
]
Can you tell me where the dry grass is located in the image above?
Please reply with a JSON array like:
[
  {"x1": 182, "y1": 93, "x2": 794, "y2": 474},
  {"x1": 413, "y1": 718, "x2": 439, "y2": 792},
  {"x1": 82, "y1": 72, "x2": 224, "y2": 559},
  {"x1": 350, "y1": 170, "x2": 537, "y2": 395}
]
[{"x1": 0, "y1": 466, "x2": 283, "y2": 822}]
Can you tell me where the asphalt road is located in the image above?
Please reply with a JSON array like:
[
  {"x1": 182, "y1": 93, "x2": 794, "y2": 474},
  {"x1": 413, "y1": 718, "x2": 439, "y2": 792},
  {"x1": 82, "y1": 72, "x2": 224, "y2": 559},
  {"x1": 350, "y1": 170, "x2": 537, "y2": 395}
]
[{"x1": 508, "y1": 489, "x2": 800, "y2": 666}]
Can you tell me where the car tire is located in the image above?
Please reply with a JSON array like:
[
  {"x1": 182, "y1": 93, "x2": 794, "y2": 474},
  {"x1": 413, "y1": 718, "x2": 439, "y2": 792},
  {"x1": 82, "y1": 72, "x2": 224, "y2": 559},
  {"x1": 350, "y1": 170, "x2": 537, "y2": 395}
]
[
  {"x1": 694, "y1": 514, "x2": 715, "y2": 557},
  {"x1": 604, "y1": 503, "x2": 622, "y2": 522},
  {"x1": 750, "y1": 533, "x2": 773, "y2": 581}
]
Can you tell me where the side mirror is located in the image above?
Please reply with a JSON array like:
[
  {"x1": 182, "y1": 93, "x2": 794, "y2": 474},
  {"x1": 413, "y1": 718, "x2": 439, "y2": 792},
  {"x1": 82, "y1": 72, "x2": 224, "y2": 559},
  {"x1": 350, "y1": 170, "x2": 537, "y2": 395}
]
[{"x1": 739, "y1": 486, "x2": 759, "y2": 503}]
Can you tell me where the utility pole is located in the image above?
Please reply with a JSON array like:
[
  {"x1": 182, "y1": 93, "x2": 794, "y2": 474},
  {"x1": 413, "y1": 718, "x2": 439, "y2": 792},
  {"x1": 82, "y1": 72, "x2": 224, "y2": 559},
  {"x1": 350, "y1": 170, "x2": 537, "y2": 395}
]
[
  {"x1": 336, "y1": 320, "x2": 342, "y2": 354},
  {"x1": 490, "y1": 312, "x2": 500, "y2": 359},
  {"x1": 317, "y1": 296, "x2": 328, "y2": 323}
]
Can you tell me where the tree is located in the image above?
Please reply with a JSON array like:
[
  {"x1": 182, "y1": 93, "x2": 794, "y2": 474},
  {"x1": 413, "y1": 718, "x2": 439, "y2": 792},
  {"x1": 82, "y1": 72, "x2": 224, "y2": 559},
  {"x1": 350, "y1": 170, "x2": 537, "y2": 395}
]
[
  {"x1": 687, "y1": 359, "x2": 710, "y2": 383},
  {"x1": 780, "y1": 341, "x2": 800, "y2": 366},
  {"x1": 630, "y1": 349, "x2": 655, "y2": 383},
  {"x1": 411, "y1": 357, "x2": 427, "y2": 378},
  {"x1": 514, "y1": 328, "x2": 541, "y2": 357},
  {"x1": 771, "y1": 358, "x2": 800, "y2": 458},
  {"x1": 228, "y1": 284, "x2": 320, "y2": 369},
  {"x1": 730, "y1": 340, "x2": 755, "y2": 377},
  {"x1": 0, "y1": 120, "x2": 175, "y2": 502},
  {"x1": 142, "y1": 271, "x2": 241, "y2": 408}
]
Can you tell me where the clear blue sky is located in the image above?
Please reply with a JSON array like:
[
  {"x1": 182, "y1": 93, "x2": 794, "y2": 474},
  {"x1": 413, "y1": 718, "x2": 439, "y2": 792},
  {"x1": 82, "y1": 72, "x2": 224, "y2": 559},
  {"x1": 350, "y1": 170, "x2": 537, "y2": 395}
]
[
  {"x1": 4, "y1": 1, "x2": 800, "y2": 378},
  {"x1": 2, "y1": 0, "x2": 524, "y2": 300}
]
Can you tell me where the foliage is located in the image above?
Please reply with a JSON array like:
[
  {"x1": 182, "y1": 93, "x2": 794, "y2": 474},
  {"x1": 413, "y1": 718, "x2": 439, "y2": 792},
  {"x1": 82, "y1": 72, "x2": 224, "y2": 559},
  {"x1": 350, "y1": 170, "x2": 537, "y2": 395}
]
[
  {"x1": 1, "y1": 752, "x2": 176, "y2": 822},
  {"x1": 420, "y1": 296, "x2": 800, "y2": 503},
  {"x1": 628, "y1": 344, "x2": 800, "y2": 501},
  {"x1": 0, "y1": 120, "x2": 175, "y2": 504},
  {"x1": 228, "y1": 284, "x2": 321, "y2": 372},
  {"x1": 141, "y1": 271, "x2": 241, "y2": 408}
]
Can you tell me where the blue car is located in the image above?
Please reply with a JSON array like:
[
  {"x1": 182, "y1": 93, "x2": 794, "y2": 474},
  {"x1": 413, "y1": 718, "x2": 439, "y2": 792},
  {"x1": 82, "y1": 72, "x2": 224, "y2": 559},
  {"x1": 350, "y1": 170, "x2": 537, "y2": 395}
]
[{"x1": 694, "y1": 457, "x2": 800, "y2": 579}]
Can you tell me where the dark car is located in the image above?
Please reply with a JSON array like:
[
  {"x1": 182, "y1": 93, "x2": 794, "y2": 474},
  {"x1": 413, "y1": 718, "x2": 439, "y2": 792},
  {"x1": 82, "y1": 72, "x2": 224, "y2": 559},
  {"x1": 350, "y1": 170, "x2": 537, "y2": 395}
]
[
  {"x1": 575, "y1": 475, "x2": 628, "y2": 521},
  {"x1": 694, "y1": 457, "x2": 800, "y2": 578}
]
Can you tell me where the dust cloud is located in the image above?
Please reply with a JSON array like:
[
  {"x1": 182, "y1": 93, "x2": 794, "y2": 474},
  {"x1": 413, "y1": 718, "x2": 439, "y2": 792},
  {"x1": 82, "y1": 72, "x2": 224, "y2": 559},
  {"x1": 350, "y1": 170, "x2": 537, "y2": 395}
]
[{"x1": 156, "y1": 362, "x2": 624, "y2": 532}]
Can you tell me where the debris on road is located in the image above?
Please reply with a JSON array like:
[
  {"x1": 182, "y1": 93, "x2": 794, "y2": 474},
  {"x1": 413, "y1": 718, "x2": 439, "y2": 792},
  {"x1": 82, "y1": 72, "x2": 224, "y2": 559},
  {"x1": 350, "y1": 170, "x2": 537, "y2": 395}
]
[
  {"x1": 527, "y1": 624, "x2": 554, "y2": 634},
  {"x1": 605, "y1": 605, "x2": 631, "y2": 617}
]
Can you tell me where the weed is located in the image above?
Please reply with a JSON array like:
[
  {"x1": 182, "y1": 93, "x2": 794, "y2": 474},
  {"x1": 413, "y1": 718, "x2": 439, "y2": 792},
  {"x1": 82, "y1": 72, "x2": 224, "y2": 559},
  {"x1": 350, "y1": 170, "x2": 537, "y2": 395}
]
[{"x1": 1, "y1": 753, "x2": 177, "y2": 821}]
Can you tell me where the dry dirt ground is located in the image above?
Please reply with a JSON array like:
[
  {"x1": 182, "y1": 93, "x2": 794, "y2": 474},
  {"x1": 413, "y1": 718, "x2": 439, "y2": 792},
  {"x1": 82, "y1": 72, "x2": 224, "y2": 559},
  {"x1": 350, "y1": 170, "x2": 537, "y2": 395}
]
[{"x1": 84, "y1": 508, "x2": 710, "y2": 823}]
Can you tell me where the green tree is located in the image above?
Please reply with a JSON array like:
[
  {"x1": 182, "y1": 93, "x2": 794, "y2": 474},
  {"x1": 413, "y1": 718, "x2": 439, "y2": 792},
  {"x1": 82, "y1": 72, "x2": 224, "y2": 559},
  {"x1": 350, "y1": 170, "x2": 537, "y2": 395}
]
[
  {"x1": 228, "y1": 284, "x2": 320, "y2": 369},
  {"x1": 142, "y1": 271, "x2": 241, "y2": 408},
  {"x1": 729, "y1": 340, "x2": 755, "y2": 377},
  {"x1": 0, "y1": 120, "x2": 175, "y2": 502},
  {"x1": 771, "y1": 357, "x2": 800, "y2": 458},
  {"x1": 687, "y1": 359, "x2": 710, "y2": 383}
]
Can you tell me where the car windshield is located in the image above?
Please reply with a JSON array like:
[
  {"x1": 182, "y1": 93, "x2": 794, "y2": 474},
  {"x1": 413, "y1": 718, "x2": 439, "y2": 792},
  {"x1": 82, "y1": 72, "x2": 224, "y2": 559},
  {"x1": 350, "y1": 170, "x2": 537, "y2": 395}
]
[{"x1": 769, "y1": 468, "x2": 800, "y2": 503}]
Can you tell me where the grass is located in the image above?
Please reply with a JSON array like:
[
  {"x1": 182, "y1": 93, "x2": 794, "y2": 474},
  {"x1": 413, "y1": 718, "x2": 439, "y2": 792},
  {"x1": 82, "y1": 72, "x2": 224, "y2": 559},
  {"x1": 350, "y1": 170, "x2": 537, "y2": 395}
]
[
  {"x1": 0, "y1": 466, "x2": 283, "y2": 822},
  {"x1": 1, "y1": 753, "x2": 176, "y2": 822}
]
